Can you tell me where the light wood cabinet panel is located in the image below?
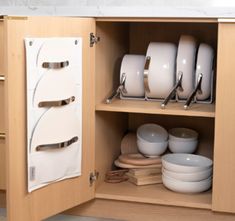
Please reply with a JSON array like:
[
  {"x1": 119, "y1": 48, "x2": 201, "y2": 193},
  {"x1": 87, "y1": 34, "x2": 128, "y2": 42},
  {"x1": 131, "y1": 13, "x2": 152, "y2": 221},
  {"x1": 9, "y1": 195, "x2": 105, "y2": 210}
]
[
  {"x1": 4, "y1": 17, "x2": 96, "y2": 221},
  {"x1": 66, "y1": 199, "x2": 235, "y2": 221},
  {"x1": 0, "y1": 140, "x2": 5, "y2": 190},
  {"x1": 0, "y1": 20, "x2": 6, "y2": 191},
  {"x1": 212, "y1": 22, "x2": 235, "y2": 213}
]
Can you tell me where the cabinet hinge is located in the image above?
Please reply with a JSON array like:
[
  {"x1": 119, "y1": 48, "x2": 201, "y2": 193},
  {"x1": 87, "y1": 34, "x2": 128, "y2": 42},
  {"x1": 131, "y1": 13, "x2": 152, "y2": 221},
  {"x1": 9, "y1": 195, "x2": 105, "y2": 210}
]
[
  {"x1": 89, "y1": 171, "x2": 99, "y2": 186},
  {"x1": 90, "y1": 33, "x2": 100, "y2": 47}
]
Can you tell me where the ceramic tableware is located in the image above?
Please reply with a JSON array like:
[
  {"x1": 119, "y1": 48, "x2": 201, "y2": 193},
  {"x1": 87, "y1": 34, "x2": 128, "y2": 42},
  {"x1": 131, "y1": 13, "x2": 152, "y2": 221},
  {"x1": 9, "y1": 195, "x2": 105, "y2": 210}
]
[
  {"x1": 168, "y1": 128, "x2": 198, "y2": 153},
  {"x1": 145, "y1": 42, "x2": 177, "y2": 99},
  {"x1": 162, "y1": 153, "x2": 213, "y2": 173},
  {"x1": 195, "y1": 43, "x2": 214, "y2": 101},
  {"x1": 137, "y1": 139, "x2": 168, "y2": 157},
  {"x1": 120, "y1": 54, "x2": 146, "y2": 98},
  {"x1": 162, "y1": 167, "x2": 212, "y2": 182},
  {"x1": 137, "y1": 123, "x2": 168, "y2": 143},
  {"x1": 162, "y1": 173, "x2": 212, "y2": 193},
  {"x1": 176, "y1": 35, "x2": 197, "y2": 100}
]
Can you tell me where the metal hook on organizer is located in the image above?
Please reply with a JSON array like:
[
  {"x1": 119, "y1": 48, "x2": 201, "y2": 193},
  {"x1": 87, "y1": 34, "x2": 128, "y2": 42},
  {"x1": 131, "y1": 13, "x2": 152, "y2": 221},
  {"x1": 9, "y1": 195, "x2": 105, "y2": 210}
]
[
  {"x1": 161, "y1": 72, "x2": 183, "y2": 109},
  {"x1": 184, "y1": 73, "x2": 203, "y2": 110},
  {"x1": 0, "y1": 75, "x2": 5, "y2": 81},
  {"x1": 106, "y1": 73, "x2": 127, "y2": 104}
]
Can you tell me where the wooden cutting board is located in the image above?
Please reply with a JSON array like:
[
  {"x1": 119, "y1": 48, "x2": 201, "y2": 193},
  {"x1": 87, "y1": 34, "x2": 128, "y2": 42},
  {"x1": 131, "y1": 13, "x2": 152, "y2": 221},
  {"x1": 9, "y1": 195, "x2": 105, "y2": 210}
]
[
  {"x1": 118, "y1": 153, "x2": 162, "y2": 166},
  {"x1": 126, "y1": 172, "x2": 162, "y2": 186},
  {"x1": 114, "y1": 159, "x2": 162, "y2": 169},
  {"x1": 120, "y1": 133, "x2": 139, "y2": 154},
  {"x1": 128, "y1": 168, "x2": 162, "y2": 176}
]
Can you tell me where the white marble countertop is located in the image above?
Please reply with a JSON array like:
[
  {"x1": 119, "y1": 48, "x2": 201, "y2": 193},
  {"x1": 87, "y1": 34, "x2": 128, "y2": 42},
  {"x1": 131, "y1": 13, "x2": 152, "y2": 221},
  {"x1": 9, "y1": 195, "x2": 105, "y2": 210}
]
[{"x1": 2, "y1": 1, "x2": 235, "y2": 18}]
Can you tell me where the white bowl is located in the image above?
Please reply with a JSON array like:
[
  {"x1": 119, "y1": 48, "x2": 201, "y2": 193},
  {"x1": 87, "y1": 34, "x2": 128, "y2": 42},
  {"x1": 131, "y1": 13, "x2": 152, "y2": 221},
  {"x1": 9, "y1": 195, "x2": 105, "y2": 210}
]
[
  {"x1": 120, "y1": 54, "x2": 145, "y2": 97},
  {"x1": 195, "y1": 43, "x2": 214, "y2": 101},
  {"x1": 176, "y1": 35, "x2": 197, "y2": 100},
  {"x1": 162, "y1": 154, "x2": 213, "y2": 173},
  {"x1": 137, "y1": 139, "x2": 168, "y2": 157},
  {"x1": 162, "y1": 167, "x2": 212, "y2": 182},
  {"x1": 146, "y1": 42, "x2": 177, "y2": 99},
  {"x1": 168, "y1": 139, "x2": 198, "y2": 153},
  {"x1": 162, "y1": 174, "x2": 212, "y2": 193},
  {"x1": 137, "y1": 123, "x2": 168, "y2": 143},
  {"x1": 169, "y1": 128, "x2": 198, "y2": 141}
]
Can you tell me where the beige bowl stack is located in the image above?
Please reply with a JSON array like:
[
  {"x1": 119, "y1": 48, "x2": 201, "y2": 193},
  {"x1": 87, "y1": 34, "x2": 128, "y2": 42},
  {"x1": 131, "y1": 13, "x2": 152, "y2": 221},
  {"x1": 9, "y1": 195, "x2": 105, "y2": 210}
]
[{"x1": 161, "y1": 153, "x2": 213, "y2": 193}]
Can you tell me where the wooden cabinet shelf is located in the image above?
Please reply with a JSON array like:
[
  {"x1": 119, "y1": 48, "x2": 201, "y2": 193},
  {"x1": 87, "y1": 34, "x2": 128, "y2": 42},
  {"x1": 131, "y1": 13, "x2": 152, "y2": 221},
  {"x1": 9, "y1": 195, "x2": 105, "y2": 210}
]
[
  {"x1": 96, "y1": 181, "x2": 212, "y2": 210},
  {"x1": 96, "y1": 100, "x2": 215, "y2": 118}
]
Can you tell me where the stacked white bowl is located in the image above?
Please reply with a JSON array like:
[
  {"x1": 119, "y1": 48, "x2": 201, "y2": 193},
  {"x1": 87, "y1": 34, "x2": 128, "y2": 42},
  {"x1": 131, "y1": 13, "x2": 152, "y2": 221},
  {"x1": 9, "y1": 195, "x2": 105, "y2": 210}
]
[
  {"x1": 137, "y1": 123, "x2": 168, "y2": 157},
  {"x1": 162, "y1": 153, "x2": 213, "y2": 193},
  {"x1": 168, "y1": 128, "x2": 198, "y2": 153}
]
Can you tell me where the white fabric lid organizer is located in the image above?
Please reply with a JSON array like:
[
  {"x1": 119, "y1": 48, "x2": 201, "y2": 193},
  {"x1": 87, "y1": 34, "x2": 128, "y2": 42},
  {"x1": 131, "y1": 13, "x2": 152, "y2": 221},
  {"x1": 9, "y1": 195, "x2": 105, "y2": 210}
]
[{"x1": 25, "y1": 37, "x2": 83, "y2": 192}]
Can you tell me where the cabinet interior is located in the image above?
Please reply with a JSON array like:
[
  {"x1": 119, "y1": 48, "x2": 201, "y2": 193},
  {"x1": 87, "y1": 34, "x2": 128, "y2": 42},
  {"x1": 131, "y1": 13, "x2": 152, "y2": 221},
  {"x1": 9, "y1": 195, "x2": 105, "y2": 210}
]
[{"x1": 95, "y1": 20, "x2": 217, "y2": 209}]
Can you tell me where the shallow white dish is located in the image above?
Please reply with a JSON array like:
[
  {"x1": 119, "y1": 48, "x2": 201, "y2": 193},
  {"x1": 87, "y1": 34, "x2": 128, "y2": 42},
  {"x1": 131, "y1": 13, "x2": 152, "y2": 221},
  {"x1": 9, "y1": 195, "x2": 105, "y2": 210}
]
[
  {"x1": 146, "y1": 42, "x2": 177, "y2": 99},
  {"x1": 162, "y1": 167, "x2": 212, "y2": 182},
  {"x1": 169, "y1": 128, "x2": 198, "y2": 141},
  {"x1": 195, "y1": 43, "x2": 214, "y2": 101},
  {"x1": 162, "y1": 153, "x2": 213, "y2": 173},
  {"x1": 176, "y1": 35, "x2": 197, "y2": 100},
  {"x1": 137, "y1": 123, "x2": 168, "y2": 143},
  {"x1": 162, "y1": 173, "x2": 212, "y2": 193},
  {"x1": 120, "y1": 54, "x2": 145, "y2": 98},
  {"x1": 137, "y1": 138, "x2": 168, "y2": 157}
]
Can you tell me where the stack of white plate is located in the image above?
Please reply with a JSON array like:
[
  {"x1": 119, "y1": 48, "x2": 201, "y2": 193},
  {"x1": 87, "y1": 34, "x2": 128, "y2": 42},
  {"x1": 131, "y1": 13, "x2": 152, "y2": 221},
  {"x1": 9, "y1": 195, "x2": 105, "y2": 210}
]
[{"x1": 161, "y1": 153, "x2": 213, "y2": 193}]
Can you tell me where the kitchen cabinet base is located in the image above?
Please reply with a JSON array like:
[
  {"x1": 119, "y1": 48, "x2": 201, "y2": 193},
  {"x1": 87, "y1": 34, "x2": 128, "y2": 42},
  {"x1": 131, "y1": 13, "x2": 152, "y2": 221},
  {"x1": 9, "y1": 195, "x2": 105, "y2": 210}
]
[
  {"x1": 95, "y1": 181, "x2": 211, "y2": 210},
  {"x1": 66, "y1": 199, "x2": 235, "y2": 221}
]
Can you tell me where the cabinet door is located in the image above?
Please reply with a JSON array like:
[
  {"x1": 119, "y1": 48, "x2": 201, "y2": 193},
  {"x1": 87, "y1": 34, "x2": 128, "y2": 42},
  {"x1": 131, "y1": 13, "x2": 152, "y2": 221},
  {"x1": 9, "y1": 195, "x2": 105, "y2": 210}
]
[
  {"x1": 0, "y1": 78, "x2": 5, "y2": 190},
  {"x1": 5, "y1": 17, "x2": 95, "y2": 221},
  {"x1": 213, "y1": 21, "x2": 235, "y2": 213},
  {"x1": 0, "y1": 20, "x2": 5, "y2": 190}
]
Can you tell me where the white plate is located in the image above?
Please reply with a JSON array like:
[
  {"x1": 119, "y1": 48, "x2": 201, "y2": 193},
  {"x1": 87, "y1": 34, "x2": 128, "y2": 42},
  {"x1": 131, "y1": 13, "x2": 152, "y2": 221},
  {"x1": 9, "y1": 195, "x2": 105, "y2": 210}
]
[
  {"x1": 162, "y1": 174, "x2": 212, "y2": 193},
  {"x1": 162, "y1": 153, "x2": 213, "y2": 173},
  {"x1": 162, "y1": 167, "x2": 212, "y2": 182},
  {"x1": 195, "y1": 43, "x2": 214, "y2": 101},
  {"x1": 176, "y1": 35, "x2": 197, "y2": 100},
  {"x1": 146, "y1": 42, "x2": 177, "y2": 99}
]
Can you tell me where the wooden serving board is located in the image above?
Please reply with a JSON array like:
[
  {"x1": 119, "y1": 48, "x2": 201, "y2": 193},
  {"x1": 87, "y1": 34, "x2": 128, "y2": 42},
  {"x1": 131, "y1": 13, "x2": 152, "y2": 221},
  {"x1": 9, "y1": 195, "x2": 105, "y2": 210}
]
[
  {"x1": 114, "y1": 159, "x2": 162, "y2": 169},
  {"x1": 118, "y1": 153, "x2": 161, "y2": 166},
  {"x1": 126, "y1": 172, "x2": 162, "y2": 186}
]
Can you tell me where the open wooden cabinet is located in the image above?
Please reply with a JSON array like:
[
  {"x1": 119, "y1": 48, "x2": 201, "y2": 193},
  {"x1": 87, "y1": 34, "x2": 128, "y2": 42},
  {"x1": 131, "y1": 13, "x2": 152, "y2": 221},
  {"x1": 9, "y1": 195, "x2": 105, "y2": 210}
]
[
  {"x1": 0, "y1": 16, "x2": 96, "y2": 221},
  {"x1": 1, "y1": 16, "x2": 235, "y2": 221}
]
